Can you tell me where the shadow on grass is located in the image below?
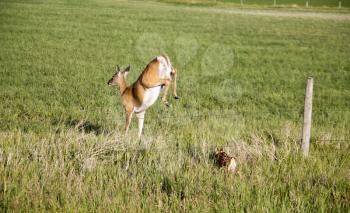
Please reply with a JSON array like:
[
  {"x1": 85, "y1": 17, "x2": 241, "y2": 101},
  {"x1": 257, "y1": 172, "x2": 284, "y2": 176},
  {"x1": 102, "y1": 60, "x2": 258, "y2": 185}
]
[
  {"x1": 53, "y1": 117, "x2": 104, "y2": 135},
  {"x1": 68, "y1": 119, "x2": 103, "y2": 135}
]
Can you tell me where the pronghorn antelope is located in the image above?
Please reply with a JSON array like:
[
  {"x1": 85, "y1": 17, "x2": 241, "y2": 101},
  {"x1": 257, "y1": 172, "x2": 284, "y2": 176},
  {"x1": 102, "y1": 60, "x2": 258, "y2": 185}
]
[{"x1": 107, "y1": 54, "x2": 178, "y2": 138}]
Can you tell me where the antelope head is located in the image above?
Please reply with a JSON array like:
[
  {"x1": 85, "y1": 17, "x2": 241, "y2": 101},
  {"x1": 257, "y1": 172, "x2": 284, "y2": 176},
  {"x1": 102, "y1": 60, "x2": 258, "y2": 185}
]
[{"x1": 107, "y1": 65, "x2": 131, "y2": 86}]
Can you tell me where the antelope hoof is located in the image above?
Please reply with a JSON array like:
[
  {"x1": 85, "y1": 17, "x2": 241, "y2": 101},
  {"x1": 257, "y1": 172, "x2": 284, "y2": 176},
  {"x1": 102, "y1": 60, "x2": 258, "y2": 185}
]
[
  {"x1": 163, "y1": 101, "x2": 169, "y2": 107},
  {"x1": 174, "y1": 96, "x2": 179, "y2": 100}
]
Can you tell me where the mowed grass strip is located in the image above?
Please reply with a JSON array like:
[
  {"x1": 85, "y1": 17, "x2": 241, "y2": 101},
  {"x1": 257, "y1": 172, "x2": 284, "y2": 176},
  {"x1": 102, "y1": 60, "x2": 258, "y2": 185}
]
[
  {"x1": 0, "y1": 0, "x2": 349, "y2": 211},
  {"x1": 160, "y1": 0, "x2": 350, "y2": 8}
]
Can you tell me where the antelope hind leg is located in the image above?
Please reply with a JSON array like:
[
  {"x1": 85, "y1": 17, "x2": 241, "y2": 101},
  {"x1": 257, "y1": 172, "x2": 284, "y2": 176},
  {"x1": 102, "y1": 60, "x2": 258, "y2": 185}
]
[
  {"x1": 171, "y1": 68, "x2": 179, "y2": 99},
  {"x1": 160, "y1": 67, "x2": 179, "y2": 106},
  {"x1": 160, "y1": 79, "x2": 171, "y2": 107}
]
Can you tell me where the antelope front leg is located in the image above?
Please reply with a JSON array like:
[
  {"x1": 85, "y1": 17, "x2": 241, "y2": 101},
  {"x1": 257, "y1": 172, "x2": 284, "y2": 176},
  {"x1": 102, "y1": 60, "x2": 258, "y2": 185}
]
[
  {"x1": 136, "y1": 111, "x2": 145, "y2": 139},
  {"x1": 124, "y1": 110, "x2": 133, "y2": 135}
]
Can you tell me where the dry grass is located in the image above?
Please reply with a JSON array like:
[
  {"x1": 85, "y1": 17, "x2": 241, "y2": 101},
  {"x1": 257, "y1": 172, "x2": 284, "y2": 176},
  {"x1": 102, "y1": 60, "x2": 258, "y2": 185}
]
[{"x1": 1, "y1": 121, "x2": 349, "y2": 211}]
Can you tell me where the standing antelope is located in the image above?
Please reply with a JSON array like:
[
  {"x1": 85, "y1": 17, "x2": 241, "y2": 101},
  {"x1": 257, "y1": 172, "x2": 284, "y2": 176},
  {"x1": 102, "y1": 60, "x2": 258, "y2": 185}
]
[{"x1": 107, "y1": 54, "x2": 178, "y2": 138}]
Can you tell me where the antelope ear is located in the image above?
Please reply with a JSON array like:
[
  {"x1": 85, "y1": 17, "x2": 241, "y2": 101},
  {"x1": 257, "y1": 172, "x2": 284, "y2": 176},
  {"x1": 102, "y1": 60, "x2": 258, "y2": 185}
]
[
  {"x1": 124, "y1": 65, "x2": 131, "y2": 72},
  {"x1": 116, "y1": 65, "x2": 121, "y2": 72},
  {"x1": 122, "y1": 65, "x2": 131, "y2": 77}
]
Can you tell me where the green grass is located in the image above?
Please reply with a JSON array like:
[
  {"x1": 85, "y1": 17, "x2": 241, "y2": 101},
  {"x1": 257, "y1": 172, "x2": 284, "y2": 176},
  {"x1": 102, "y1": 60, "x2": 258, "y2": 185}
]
[{"x1": 0, "y1": 0, "x2": 350, "y2": 211}]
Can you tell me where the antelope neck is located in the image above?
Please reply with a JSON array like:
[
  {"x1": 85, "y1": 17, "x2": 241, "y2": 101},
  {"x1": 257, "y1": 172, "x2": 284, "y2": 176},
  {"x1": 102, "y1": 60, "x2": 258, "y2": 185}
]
[{"x1": 118, "y1": 80, "x2": 128, "y2": 94}]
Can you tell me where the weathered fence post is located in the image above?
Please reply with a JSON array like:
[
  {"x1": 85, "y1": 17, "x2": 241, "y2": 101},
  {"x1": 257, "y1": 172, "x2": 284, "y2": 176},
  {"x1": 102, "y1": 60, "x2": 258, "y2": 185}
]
[{"x1": 301, "y1": 77, "x2": 314, "y2": 158}]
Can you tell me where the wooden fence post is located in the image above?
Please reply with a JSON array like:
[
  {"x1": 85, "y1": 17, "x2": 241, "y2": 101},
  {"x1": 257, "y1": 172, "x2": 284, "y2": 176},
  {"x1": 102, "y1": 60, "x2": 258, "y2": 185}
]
[
  {"x1": 339, "y1": 1, "x2": 342, "y2": 8},
  {"x1": 301, "y1": 77, "x2": 314, "y2": 158}
]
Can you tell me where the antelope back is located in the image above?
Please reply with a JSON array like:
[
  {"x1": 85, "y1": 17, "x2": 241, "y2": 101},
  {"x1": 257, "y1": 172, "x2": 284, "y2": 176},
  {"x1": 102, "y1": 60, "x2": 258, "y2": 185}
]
[{"x1": 140, "y1": 55, "x2": 172, "y2": 87}]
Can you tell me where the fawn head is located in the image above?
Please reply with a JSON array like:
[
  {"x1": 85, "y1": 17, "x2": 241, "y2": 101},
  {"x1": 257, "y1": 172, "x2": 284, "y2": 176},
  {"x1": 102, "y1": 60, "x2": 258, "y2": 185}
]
[{"x1": 107, "y1": 65, "x2": 131, "y2": 86}]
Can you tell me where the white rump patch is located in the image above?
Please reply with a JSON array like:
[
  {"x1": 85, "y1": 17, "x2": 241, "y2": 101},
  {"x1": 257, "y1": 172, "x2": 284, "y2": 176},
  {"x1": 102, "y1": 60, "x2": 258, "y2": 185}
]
[{"x1": 157, "y1": 55, "x2": 172, "y2": 80}]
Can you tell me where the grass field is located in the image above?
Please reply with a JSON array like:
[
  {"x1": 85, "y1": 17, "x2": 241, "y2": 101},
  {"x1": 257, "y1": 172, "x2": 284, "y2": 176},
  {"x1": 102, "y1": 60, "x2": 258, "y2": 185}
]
[{"x1": 1, "y1": 0, "x2": 350, "y2": 211}]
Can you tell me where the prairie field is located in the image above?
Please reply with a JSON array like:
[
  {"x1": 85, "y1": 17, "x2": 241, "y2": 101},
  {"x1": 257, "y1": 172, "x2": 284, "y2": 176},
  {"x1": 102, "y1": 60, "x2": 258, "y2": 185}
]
[{"x1": 0, "y1": 0, "x2": 350, "y2": 211}]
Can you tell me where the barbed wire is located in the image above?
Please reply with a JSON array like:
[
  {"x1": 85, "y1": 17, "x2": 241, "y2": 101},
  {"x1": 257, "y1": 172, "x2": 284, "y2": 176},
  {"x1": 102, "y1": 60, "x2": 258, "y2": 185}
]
[
  {"x1": 74, "y1": 107, "x2": 350, "y2": 117},
  {"x1": 59, "y1": 104, "x2": 350, "y2": 144},
  {"x1": 68, "y1": 107, "x2": 350, "y2": 127},
  {"x1": 314, "y1": 139, "x2": 350, "y2": 142}
]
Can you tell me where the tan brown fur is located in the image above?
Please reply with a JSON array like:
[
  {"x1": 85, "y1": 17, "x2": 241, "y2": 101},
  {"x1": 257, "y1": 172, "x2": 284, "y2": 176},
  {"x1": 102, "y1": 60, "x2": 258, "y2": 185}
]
[
  {"x1": 107, "y1": 55, "x2": 178, "y2": 137},
  {"x1": 214, "y1": 149, "x2": 237, "y2": 173},
  {"x1": 138, "y1": 57, "x2": 178, "y2": 104}
]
